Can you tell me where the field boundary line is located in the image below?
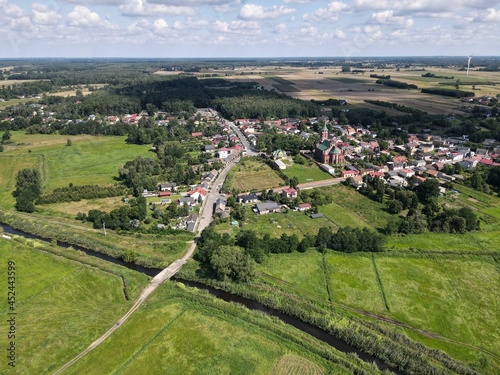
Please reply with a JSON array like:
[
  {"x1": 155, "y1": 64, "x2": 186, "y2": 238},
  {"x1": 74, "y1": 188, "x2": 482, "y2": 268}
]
[
  {"x1": 322, "y1": 253, "x2": 333, "y2": 304},
  {"x1": 371, "y1": 255, "x2": 390, "y2": 312},
  {"x1": 111, "y1": 310, "x2": 185, "y2": 375}
]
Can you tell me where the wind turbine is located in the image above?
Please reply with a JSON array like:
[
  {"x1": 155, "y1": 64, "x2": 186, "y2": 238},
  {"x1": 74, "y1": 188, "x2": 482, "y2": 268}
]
[{"x1": 466, "y1": 54, "x2": 473, "y2": 75}]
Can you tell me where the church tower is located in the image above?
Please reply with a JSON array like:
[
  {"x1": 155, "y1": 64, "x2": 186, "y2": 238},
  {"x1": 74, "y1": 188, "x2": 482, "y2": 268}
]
[{"x1": 321, "y1": 123, "x2": 328, "y2": 141}]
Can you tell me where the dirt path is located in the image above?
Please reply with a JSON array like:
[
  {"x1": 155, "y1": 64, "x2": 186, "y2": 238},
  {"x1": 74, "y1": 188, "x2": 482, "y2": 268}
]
[{"x1": 52, "y1": 129, "x2": 241, "y2": 375}]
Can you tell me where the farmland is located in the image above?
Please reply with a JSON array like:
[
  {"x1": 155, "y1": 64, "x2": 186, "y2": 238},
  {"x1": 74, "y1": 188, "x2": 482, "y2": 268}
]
[{"x1": 222, "y1": 65, "x2": 500, "y2": 115}]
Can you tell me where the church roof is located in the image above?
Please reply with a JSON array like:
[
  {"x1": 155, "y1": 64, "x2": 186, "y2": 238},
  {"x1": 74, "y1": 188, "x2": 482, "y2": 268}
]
[
  {"x1": 329, "y1": 146, "x2": 341, "y2": 155},
  {"x1": 317, "y1": 140, "x2": 331, "y2": 151},
  {"x1": 322, "y1": 123, "x2": 328, "y2": 131}
]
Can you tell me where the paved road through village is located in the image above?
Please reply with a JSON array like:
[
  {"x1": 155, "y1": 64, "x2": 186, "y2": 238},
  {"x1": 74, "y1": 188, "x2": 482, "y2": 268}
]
[{"x1": 53, "y1": 131, "x2": 241, "y2": 375}]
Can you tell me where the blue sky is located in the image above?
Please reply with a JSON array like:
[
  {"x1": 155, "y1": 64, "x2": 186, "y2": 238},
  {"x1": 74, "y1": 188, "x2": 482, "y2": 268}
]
[{"x1": 1, "y1": 0, "x2": 499, "y2": 58}]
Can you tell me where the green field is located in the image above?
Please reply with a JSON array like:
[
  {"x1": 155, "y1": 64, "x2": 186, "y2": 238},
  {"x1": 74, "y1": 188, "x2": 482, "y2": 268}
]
[
  {"x1": 317, "y1": 185, "x2": 392, "y2": 230},
  {"x1": 0, "y1": 237, "x2": 149, "y2": 374},
  {"x1": 228, "y1": 159, "x2": 284, "y2": 192},
  {"x1": 281, "y1": 161, "x2": 332, "y2": 183},
  {"x1": 62, "y1": 281, "x2": 369, "y2": 375},
  {"x1": 4, "y1": 132, "x2": 151, "y2": 190},
  {"x1": 0, "y1": 237, "x2": 376, "y2": 375},
  {"x1": 257, "y1": 250, "x2": 500, "y2": 374}
]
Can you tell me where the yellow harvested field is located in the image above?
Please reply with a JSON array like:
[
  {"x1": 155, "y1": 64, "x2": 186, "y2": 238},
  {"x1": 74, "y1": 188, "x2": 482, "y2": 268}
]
[{"x1": 1, "y1": 79, "x2": 41, "y2": 86}]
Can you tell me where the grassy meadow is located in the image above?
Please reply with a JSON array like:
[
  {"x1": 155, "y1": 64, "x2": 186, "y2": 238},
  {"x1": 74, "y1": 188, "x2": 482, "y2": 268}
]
[
  {"x1": 62, "y1": 282, "x2": 371, "y2": 375},
  {"x1": 0, "y1": 132, "x2": 192, "y2": 268},
  {"x1": 281, "y1": 159, "x2": 332, "y2": 184},
  {"x1": 257, "y1": 250, "x2": 500, "y2": 374},
  {"x1": 0, "y1": 237, "x2": 149, "y2": 374},
  {"x1": 228, "y1": 159, "x2": 284, "y2": 192},
  {"x1": 3, "y1": 132, "x2": 151, "y2": 190}
]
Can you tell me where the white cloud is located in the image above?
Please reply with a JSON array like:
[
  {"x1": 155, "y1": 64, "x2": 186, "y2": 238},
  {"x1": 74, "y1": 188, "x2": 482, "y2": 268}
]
[
  {"x1": 273, "y1": 23, "x2": 286, "y2": 33},
  {"x1": 239, "y1": 4, "x2": 295, "y2": 20},
  {"x1": 482, "y1": 7, "x2": 500, "y2": 21},
  {"x1": 371, "y1": 10, "x2": 413, "y2": 27},
  {"x1": 0, "y1": 0, "x2": 26, "y2": 18},
  {"x1": 152, "y1": 18, "x2": 168, "y2": 32},
  {"x1": 31, "y1": 3, "x2": 62, "y2": 26},
  {"x1": 303, "y1": 1, "x2": 350, "y2": 22},
  {"x1": 67, "y1": 5, "x2": 101, "y2": 27},
  {"x1": 213, "y1": 19, "x2": 260, "y2": 34},
  {"x1": 120, "y1": 0, "x2": 195, "y2": 17}
]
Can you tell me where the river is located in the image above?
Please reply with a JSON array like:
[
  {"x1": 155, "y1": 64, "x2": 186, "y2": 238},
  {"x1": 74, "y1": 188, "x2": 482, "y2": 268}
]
[{"x1": 0, "y1": 222, "x2": 401, "y2": 374}]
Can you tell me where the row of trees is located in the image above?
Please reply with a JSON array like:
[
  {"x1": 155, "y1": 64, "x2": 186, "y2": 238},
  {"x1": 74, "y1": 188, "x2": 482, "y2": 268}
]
[
  {"x1": 194, "y1": 222, "x2": 384, "y2": 283},
  {"x1": 376, "y1": 79, "x2": 418, "y2": 90},
  {"x1": 37, "y1": 184, "x2": 127, "y2": 204},
  {"x1": 77, "y1": 196, "x2": 147, "y2": 230}
]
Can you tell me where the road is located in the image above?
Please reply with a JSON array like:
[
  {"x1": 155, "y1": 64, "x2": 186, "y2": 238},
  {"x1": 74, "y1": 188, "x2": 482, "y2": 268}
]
[
  {"x1": 53, "y1": 125, "x2": 246, "y2": 374},
  {"x1": 225, "y1": 120, "x2": 259, "y2": 156}
]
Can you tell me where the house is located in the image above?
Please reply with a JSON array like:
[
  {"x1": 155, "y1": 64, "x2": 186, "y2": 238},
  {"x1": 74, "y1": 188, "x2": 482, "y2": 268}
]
[
  {"x1": 187, "y1": 186, "x2": 207, "y2": 202},
  {"x1": 341, "y1": 170, "x2": 359, "y2": 178},
  {"x1": 178, "y1": 197, "x2": 195, "y2": 207},
  {"x1": 158, "y1": 191, "x2": 171, "y2": 198},
  {"x1": 350, "y1": 175, "x2": 364, "y2": 189},
  {"x1": 238, "y1": 193, "x2": 259, "y2": 204},
  {"x1": 272, "y1": 149, "x2": 287, "y2": 160},
  {"x1": 185, "y1": 214, "x2": 198, "y2": 232},
  {"x1": 398, "y1": 169, "x2": 415, "y2": 178},
  {"x1": 297, "y1": 203, "x2": 312, "y2": 212},
  {"x1": 282, "y1": 187, "x2": 298, "y2": 198},
  {"x1": 459, "y1": 158, "x2": 478, "y2": 169},
  {"x1": 159, "y1": 182, "x2": 177, "y2": 192},
  {"x1": 310, "y1": 213, "x2": 324, "y2": 219},
  {"x1": 214, "y1": 198, "x2": 226, "y2": 216},
  {"x1": 255, "y1": 201, "x2": 281, "y2": 215},
  {"x1": 191, "y1": 132, "x2": 203, "y2": 137},
  {"x1": 218, "y1": 147, "x2": 229, "y2": 159},
  {"x1": 320, "y1": 163, "x2": 335, "y2": 175},
  {"x1": 204, "y1": 144, "x2": 216, "y2": 153}
]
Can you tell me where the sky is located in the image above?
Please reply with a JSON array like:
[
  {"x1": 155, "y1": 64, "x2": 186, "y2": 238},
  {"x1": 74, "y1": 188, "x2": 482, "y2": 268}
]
[{"x1": 0, "y1": 0, "x2": 499, "y2": 58}]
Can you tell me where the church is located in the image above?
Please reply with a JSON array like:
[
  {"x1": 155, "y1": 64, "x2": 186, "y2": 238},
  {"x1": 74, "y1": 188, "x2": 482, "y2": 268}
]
[{"x1": 315, "y1": 123, "x2": 345, "y2": 165}]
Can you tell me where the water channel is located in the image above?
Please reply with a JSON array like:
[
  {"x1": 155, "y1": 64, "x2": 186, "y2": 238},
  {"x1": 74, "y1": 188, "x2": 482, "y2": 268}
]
[{"x1": 0, "y1": 222, "x2": 401, "y2": 374}]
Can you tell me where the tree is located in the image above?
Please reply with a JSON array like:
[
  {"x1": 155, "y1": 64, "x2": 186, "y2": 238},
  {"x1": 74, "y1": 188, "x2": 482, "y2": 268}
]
[
  {"x1": 289, "y1": 176, "x2": 299, "y2": 189},
  {"x1": 1, "y1": 130, "x2": 11, "y2": 143},
  {"x1": 315, "y1": 227, "x2": 331, "y2": 251},
  {"x1": 66, "y1": 138, "x2": 72, "y2": 146},
  {"x1": 209, "y1": 245, "x2": 256, "y2": 282},
  {"x1": 415, "y1": 178, "x2": 440, "y2": 204},
  {"x1": 387, "y1": 200, "x2": 403, "y2": 214}
]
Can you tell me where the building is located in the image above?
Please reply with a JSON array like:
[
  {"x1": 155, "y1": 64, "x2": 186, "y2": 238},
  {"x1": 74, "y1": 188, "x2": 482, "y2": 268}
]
[
  {"x1": 297, "y1": 203, "x2": 312, "y2": 212},
  {"x1": 274, "y1": 160, "x2": 286, "y2": 170},
  {"x1": 159, "y1": 182, "x2": 177, "y2": 192},
  {"x1": 218, "y1": 147, "x2": 229, "y2": 159},
  {"x1": 315, "y1": 124, "x2": 345, "y2": 165},
  {"x1": 282, "y1": 187, "x2": 298, "y2": 198},
  {"x1": 255, "y1": 201, "x2": 281, "y2": 215}
]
